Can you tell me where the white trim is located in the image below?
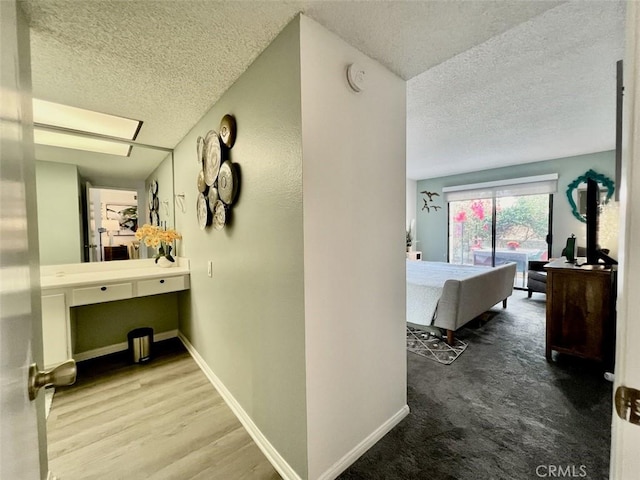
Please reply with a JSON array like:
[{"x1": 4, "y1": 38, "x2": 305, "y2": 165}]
[
  {"x1": 177, "y1": 332, "x2": 303, "y2": 480},
  {"x1": 316, "y1": 405, "x2": 410, "y2": 480},
  {"x1": 442, "y1": 173, "x2": 558, "y2": 193},
  {"x1": 73, "y1": 329, "x2": 178, "y2": 362}
]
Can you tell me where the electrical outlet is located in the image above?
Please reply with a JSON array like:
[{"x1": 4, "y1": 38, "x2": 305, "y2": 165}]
[{"x1": 207, "y1": 260, "x2": 212, "y2": 278}]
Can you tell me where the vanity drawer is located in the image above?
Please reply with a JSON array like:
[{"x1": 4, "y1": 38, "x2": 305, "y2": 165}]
[
  {"x1": 137, "y1": 275, "x2": 186, "y2": 297},
  {"x1": 71, "y1": 282, "x2": 133, "y2": 306}
]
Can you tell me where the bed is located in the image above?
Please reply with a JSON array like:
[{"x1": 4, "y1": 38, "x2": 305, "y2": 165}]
[{"x1": 407, "y1": 260, "x2": 517, "y2": 343}]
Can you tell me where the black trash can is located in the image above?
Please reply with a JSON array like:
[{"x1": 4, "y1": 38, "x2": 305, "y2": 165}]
[{"x1": 127, "y1": 327, "x2": 153, "y2": 363}]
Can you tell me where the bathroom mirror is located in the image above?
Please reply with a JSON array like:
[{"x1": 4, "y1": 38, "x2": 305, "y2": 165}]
[
  {"x1": 35, "y1": 136, "x2": 174, "y2": 266},
  {"x1": 566, "y1": 169, "x2": 615, "y2": 223}
]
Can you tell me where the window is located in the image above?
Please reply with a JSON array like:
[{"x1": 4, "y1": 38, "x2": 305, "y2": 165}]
[{"x1": 445, "y1": 175, "x2": 556, "y2": 288}]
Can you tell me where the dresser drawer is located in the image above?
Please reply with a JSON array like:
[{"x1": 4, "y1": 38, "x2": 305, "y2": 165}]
[
  {"x1": 71, "y1": 282, "x2": 133, "y2": 306},
  {"x1": 137, "y1": 275, "x2": 186, "y2": 297}
]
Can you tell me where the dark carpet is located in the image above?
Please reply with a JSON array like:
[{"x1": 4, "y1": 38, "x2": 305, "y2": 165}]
[{"x1": 339, "y1": 290, "x2": 612, "y2": 480}]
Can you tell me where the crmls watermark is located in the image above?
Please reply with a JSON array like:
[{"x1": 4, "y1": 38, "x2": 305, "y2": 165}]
[{"x1": 535, "y1": 465, "x2": 588, "y2": 478}]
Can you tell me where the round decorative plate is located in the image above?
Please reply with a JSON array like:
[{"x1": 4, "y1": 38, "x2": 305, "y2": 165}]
[
  {"x1": 152, "y1": 211, "x2": 160, "y2": 227},
  {"x1": 207, "y1": 186, "x2": 219, "y2": 213},
  {"x1": 151, "y1": 180, "x2": 158, "y2": 195},
  {"x1": 203, "y1": 130, "x2": 221, "y2": 186},
  {"x1": 197, "y1": 193, "x2": 210, "y2": 230},
  {"x1": 219, "y1": 114, "x2": 236, "y2": 149},
  {"x1": 197, "y1": 170, "x2": 207, "y2": 193},
  {"x1": 148, "y1": 185, "x2": 155, "y2": 210},
  {"x1": 213, "y1": 200, "x2": 226, "y2": 230},
  {"x1": 153, "y1": 196, "x2": 159, "y2": 211},
  {"x1": 196, "y1": 136, "x2": 205, "y2": 166},
  {"x1": 218, "y1": 161, "x2": 237, "y2": 205}
]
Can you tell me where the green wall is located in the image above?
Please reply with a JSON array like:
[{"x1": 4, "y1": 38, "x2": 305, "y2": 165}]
[
  {"x1": 416, "y1": 150, "x2": 616, "y2": 262},
  {"x1": 35, "y1": 161, "x2": 82, "y2": 265},
  {"x1": 72, "y1": 294, "x2": 179, "y2": 353},
  {"x1": 173, "y1": 18, "x2": 308, "y2": 477}
]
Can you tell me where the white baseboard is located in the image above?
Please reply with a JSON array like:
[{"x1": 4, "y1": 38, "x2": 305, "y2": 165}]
[
  {"x1": 316, "y1": 405, "x2": 410, "y2": 480},
  {"x1": 177, "y1": 332, "x2": 303, "y2": 480},
  {"x1": 73, "y1": 329, "x2": 178, "y2": 362}
]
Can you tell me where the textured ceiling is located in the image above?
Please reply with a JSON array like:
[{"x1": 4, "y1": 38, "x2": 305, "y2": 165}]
[
  {"x1": 21, "y1": 0, "x2": 623, "y2": 183},
  {"x1": 407, "y1": 1, "x2": 626, "y2": 179}
]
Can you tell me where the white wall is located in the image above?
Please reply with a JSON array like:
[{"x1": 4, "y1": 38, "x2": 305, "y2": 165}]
[
  {"x1": 174, "y1": 18, "x2": 308, "y2": 477},
  {"x1": 35, "y1": 161, "x2": 82, "y2": 265},
  {"x1": 171, "y1": 15, "x2": 407, "y2": 479},
  {"x1": 300, "y1": 15, "x2": 408, "y2": 480}
]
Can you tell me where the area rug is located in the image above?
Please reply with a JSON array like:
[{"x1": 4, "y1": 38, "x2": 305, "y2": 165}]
[{"x1": 406, "y1": 326, "x2": 467, "y2": 365}]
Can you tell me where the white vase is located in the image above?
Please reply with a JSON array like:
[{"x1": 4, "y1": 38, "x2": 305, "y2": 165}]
[{"x1": 156, "y1": 256, "x2": 175, "y2": 268}]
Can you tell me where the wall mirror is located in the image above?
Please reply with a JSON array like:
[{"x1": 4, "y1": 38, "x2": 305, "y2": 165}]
[
  {"x1": 34, "y1": 128, "x2": 174, "y2": 266},
  {"x1": 566, "y1": 169, "x2": 615, "y2": 223}
]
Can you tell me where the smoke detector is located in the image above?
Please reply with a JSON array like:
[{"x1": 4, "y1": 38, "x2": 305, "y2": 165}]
[{"x1": 346, "y1": 63, "x2": 366, "y2": 93}]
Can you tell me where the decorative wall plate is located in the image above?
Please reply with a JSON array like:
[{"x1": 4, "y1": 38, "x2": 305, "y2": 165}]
[
  {"x1": 218, "y1": 161, "x2": 237, "y2": 205},
  {"x1": 151, "y1": 211, "x2": 160, "y2": 226},
  {"x1": 197, "y1": 170, "x2": 207, "y2": 194},
  {"x1": 197, "y1": 193, "x2": 210, "y2": 230},
  {"x1": 203, "y1": 130, "x2": 221, "y2": 186},
  {"x1": 151, "y1": 180, "x2": 158, "y2": 195},
  {"x1": 219, "y1": 114, "x2": 236, "y2": 149},
  {"x1": 207, "y1": 186, "x2": 219, "y2": 212},
  {"x1": 153, "y1": 196, "x2": 159, "y2": 211},
  {"x1": 196, "y1": 136, "x2": 205, "y2": 166},
  {"x1": 213, "y1": 200, "x2": 226, "y2": 230},
  {"x1": 148, "y1": 185, "x2": 155, "y2": 210}
]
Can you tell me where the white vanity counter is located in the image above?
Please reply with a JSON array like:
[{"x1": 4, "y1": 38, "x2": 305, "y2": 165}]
[
  {"x1": 40, "y1": 258, "x2": 190, "y2": 367},
  {"x1": 41, "y1": 258, "x2": 190, "y2": 289}
]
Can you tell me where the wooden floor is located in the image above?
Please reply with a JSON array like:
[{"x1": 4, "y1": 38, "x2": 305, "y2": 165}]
[{"x1": 47, "y1": 339, "x2": 281, "y2": 480}]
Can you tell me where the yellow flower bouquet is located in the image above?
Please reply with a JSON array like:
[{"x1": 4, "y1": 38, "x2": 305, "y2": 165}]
[{"x1": 135, "y1": 224, "x2": 182, "y2": 264}]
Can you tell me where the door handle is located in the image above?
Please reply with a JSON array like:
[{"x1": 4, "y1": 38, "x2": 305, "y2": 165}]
[
  {"x1": 28, "y1": 359, "x2": 77, "y2": 401},
  {"x1": 615, "y1": 385, "x2": 640, "y2": 425}
]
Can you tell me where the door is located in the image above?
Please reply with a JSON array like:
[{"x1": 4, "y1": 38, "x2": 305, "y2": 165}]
[
  {"x1": 610, "y1": 2, "x2": 640, "y2": 476},
  {"x1": 448, "y1": 193, "x2": 551, "y2": 288},
  {"x1": 0, "y1": 0, "x2": 48, "y2": 478},
  {"x1": 494, "y1": 194, "x2": 551, "y2": 287}
]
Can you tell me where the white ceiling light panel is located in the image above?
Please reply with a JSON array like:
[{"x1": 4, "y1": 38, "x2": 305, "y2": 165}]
[{"x1": 32, "y1": 99, "x2": 142, "y2": 156}]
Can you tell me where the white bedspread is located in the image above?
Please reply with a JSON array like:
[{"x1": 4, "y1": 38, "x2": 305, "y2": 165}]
[{"x1": 406, "y1": 261, "x2": 492, "y2": 327}]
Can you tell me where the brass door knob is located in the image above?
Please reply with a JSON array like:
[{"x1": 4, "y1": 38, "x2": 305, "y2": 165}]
[{"x1": 28, "y1": 359, "x2": 76, "y2": 401}]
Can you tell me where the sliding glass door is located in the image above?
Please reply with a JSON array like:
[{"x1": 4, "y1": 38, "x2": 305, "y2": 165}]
[
  {"x1": 449, "y1": 198, "x2": 493, "y2": 266},
  {"x1": 448, "y1": 193, "x2": 551, "y2": 288}
]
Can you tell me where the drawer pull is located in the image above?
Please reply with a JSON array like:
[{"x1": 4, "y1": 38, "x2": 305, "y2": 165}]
[
  {"x1": 100, "y1": 286, "x2": 107, "y2": 291},
  {"x1": 160, "y1": 279, "x2": 165, "y2": 284}
]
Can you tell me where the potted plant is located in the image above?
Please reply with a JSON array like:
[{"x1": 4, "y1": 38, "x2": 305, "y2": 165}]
[{"x1": 506, "y1": 241, "x2": 520, "y2": 251}]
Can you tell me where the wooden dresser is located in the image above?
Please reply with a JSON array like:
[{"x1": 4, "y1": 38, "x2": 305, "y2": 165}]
[
  {"x1": 104, "y1": 245, "x2": 129, "y2": 261},
  {"x1": 544, "y1": 257, "x2": 617, "y2": 368}
]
